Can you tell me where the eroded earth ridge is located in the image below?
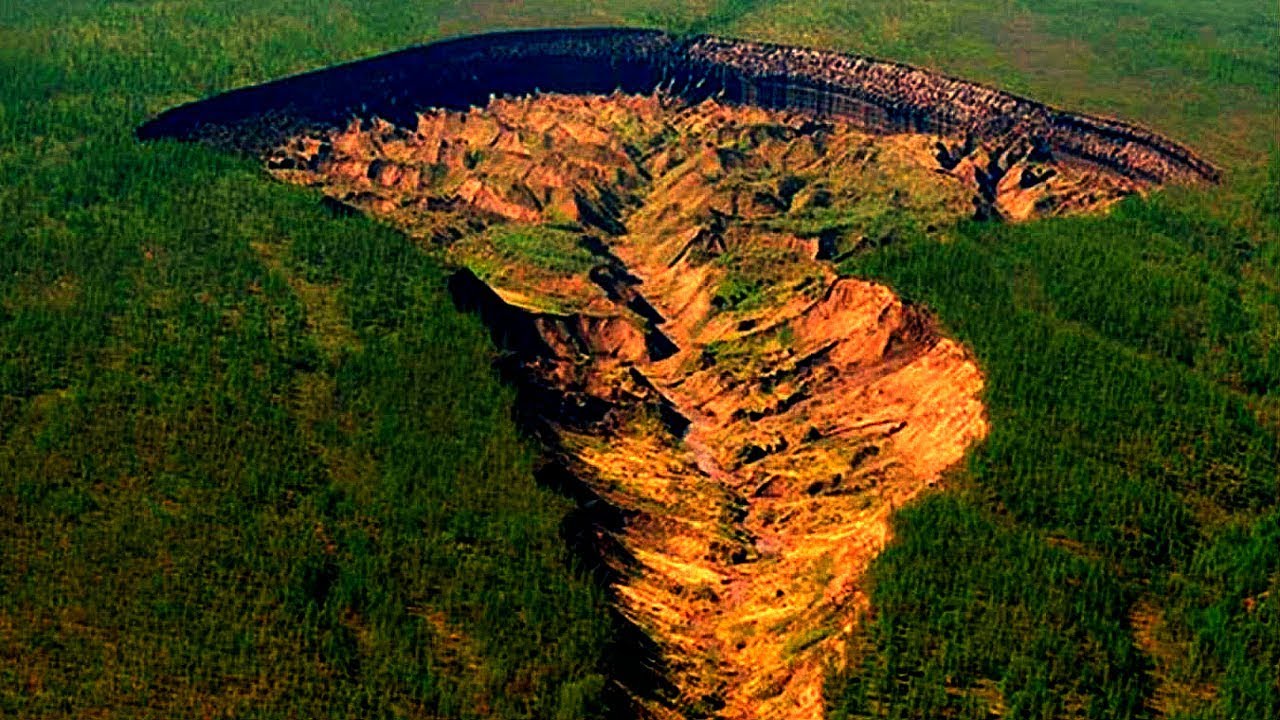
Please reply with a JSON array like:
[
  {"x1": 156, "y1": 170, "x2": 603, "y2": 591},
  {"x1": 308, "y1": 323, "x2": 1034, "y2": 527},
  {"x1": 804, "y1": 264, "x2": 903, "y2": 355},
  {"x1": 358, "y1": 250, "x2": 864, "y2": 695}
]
[
  {"x1": 265, "y1": 93, "x2": 1005, "y2": 718},
  {"x1": 142, "y1": 29, "x2": 1220, "y2": 720},
  {"x1": 142, "y1": 29, "x2": 1219, "y2": 187}
]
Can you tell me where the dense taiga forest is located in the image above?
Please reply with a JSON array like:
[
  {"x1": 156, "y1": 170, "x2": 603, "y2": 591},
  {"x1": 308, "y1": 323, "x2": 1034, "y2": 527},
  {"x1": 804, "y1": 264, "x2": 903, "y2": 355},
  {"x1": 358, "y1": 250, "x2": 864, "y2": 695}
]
[{"x1": 1, "y1": 1, "x2": 1276, "y2": 718}]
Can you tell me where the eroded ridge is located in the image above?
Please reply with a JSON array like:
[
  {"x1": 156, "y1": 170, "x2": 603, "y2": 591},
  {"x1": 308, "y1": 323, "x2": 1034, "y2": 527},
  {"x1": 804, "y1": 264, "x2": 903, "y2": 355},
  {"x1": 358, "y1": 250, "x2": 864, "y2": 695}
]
[
  {"x1": 140, "y1": 28, "x2": 1220, "y2": 187},
  {"x1": 267, "y1": 94, "x2": 993, "y2": 719}
]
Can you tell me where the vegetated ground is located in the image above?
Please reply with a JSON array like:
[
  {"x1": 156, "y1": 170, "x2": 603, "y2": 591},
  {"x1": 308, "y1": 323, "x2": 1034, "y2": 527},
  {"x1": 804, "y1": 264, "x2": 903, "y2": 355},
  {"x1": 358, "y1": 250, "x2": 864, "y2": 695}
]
[{"x1": 0, "y1": 2, "x2": 1277, "y2": 720}]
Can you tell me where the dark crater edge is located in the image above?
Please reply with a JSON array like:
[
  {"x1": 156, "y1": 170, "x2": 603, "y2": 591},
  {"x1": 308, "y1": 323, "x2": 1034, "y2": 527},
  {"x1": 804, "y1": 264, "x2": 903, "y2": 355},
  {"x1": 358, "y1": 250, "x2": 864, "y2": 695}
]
[{"x1": 137, "y1": 27, "x2": 1219, "y2": 185}]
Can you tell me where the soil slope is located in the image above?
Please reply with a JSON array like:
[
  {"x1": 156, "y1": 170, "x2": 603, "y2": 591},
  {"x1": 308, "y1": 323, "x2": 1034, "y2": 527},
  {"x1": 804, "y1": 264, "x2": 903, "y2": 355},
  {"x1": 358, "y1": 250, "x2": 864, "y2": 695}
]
[
  {"x1": 266, "y1": 93, "x2": 1019, "y2": 718},
  {"x1": 141, "y1": 28, "x2": 1220, "y2": 188}
]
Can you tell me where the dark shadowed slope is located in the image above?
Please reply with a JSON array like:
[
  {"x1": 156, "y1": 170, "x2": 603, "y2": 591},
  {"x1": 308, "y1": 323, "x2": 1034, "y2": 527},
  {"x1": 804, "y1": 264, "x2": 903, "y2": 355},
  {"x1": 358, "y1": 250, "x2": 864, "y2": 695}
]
[{"x1": 138, "y1": 28, "x2": 1219, "y2": 185}]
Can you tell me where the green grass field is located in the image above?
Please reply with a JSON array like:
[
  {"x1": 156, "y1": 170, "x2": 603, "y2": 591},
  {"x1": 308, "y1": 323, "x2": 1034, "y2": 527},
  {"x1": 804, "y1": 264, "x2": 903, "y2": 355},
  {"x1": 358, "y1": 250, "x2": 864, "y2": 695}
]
[{"x1": 1, "y1": 1, "x2": 1276, "y2": 718}]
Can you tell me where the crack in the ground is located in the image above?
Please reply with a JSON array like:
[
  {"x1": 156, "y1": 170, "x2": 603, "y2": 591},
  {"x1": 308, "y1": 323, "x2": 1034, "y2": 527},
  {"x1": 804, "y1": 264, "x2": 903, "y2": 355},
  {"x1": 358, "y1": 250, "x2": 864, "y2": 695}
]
[{"x1": 264, "y1": 92, "x2": 1009, "y2": 719}]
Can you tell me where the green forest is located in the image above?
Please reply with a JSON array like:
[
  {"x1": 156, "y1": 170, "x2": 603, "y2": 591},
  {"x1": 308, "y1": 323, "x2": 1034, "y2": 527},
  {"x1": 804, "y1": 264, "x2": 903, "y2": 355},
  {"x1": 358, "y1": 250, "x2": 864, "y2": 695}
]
[{"x1": 1, "y1": 1, "x2": 1276, "y2": 718}]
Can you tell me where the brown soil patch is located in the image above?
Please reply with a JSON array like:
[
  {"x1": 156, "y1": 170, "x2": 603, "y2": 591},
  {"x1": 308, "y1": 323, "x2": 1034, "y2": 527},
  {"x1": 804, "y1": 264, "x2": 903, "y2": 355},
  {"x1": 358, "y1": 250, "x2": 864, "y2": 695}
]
[
  {"x1": 1130, "y1": 597, "x2": 1218, "y2": 718},
  {"x1": 262, "y1": 92, "x2": 1144, "y2": 718}
]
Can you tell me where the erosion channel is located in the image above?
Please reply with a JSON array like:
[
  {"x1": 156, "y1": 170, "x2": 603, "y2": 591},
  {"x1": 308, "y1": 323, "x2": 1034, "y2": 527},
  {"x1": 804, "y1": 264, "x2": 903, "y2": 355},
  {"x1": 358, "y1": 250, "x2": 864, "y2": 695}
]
[
  {"x1": 271, "y1": 93, "x2": 995, "y2": 719},
  {"x1": 141, "y1": 28, "x2": 1219, "y2": 720}
]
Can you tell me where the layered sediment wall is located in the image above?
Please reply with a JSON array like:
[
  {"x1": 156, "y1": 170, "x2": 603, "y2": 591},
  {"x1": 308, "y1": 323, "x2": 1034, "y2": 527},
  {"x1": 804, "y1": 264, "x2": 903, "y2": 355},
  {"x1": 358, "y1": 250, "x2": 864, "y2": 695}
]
[{"x1": 138, "y1": 27, "x2": 1218, "y2": 185}]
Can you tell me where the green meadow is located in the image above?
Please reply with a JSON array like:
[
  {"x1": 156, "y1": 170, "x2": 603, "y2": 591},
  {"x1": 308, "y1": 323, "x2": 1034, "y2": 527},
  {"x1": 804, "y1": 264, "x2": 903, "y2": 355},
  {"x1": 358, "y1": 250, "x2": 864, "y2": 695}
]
[{"x1": 1, "y1": 1, "x2": 1276, "y2": 718}]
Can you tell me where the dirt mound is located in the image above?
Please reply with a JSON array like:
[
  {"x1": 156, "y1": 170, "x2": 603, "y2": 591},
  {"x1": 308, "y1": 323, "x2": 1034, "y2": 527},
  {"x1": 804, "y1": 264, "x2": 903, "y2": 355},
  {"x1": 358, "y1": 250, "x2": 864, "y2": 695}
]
[{"x1": 266, "y1": 94, "x2": 994, "y2": 719}]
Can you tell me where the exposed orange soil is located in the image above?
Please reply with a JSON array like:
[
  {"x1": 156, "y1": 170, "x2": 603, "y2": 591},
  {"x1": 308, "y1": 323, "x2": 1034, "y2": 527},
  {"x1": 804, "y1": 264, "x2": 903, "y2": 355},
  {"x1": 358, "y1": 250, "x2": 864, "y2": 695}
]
[
  {"x1": 264, "y1": 93, "x2": 1141, "y2": 718},
  {"x1": 1129, "y1": 597, "x2": 1218, "y2": 718}
]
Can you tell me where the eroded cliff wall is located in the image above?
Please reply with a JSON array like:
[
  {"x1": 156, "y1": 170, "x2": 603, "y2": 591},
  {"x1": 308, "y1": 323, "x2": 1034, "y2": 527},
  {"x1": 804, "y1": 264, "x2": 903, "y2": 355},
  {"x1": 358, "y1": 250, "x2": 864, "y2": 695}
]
[{"x1": 138, "y1": 28, "x2": 1218, "y2": 185}]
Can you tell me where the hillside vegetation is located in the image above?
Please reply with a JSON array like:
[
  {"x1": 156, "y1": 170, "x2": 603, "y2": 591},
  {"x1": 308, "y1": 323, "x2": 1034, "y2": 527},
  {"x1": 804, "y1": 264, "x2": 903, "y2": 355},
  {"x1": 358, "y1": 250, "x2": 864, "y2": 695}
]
[
  {"x1": 827, "y1": 176, "x2": 1280, "y2": 719},
  {"x1": 1, "y1": 1, "x2": 1276, "y2": 719}
]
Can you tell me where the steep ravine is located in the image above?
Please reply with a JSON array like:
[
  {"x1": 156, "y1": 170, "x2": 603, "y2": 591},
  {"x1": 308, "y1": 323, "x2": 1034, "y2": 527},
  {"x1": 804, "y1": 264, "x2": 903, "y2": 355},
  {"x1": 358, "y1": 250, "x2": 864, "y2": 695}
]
[
  {"x1": 136, "y1": 27, "x2": 1226, "y2": 718},
  {"x1": 262, "y1": 93, "x2": 999, "y2": 718}
]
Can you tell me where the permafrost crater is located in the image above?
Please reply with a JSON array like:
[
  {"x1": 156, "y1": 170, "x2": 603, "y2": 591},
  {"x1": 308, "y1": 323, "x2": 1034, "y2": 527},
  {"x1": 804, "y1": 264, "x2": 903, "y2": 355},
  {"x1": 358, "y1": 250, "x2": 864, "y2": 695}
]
[{"x1": 141, "y1": 29, "x2": 1217, "y2": 720}]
